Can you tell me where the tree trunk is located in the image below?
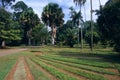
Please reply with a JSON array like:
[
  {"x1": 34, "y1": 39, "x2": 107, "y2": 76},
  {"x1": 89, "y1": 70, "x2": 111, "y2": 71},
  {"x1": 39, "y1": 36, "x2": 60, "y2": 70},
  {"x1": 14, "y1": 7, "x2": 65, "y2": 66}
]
[
  {"x1": 27, "y1": 28, "x2": 32, "y2": 46},
  {"x1": 79, "y1": 5, "x2": 83, "y2": 49},
  {"x1": 51, "y1": 25, "x2": 56, "y2": 45},
  {"x1": 2, "y1": 40, "x2": 5, "y2": 48},
  {"x1": 90, "y1": 0, "x2": 93, "y2": 51},
  {"x1": 28, "y1": 38, "x2": 31, "y2": 46}
]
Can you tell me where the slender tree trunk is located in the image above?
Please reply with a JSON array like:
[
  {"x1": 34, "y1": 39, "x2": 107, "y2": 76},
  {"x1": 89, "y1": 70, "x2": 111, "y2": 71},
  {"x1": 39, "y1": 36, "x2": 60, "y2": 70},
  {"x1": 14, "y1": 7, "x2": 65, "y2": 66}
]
[
  {"x1": 80, "y1": 5, "x2": 83, "y2": 49},
  {"x1": 90, "y1": 0, "x2": 93, "y2": 51},
  {"x1": 2, "y1": 40, "x2": 5, "y2": 48},
  {"x1": 78, "y1": 24, "x2": 80, "y2": 47}
]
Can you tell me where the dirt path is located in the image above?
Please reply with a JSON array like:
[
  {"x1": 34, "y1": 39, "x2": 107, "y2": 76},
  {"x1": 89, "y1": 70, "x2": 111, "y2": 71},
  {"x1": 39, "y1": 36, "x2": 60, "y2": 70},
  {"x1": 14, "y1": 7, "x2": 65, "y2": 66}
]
[
  {"x1": 5, "y1": 57, "x2": 34, "y2": 80},
  {"x1": 0, "y1": 48, "x2": 27, "y2": 57}
]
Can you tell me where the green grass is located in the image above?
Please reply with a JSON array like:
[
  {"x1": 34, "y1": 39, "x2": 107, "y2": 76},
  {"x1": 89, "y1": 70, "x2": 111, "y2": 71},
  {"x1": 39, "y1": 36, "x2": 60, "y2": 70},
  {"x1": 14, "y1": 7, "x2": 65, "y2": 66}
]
[
  {"x1": 31, "y1": 58, "x2": 78, "y2": 80},
  {"x1": 0, "y1": 46, "x2": 120, "y2": 80},
  {"x1": 0, "y1": 51, "x2": 33, "y2": 80},
  {"x1": 26, "y1": 58, "x2": 52, "y2": 80},
  {"x1": 37, "y1": 57, "x2": 108, "y2": 80},
  {"x1": 40, "y1": 56, "x2": 116, "y2": 75},
  {"x1": 0, "y1": 57, "x2": 16, "y2": 80},
  {"x1": 40, "y1": 55, "x2": 114, "y2": 68}
]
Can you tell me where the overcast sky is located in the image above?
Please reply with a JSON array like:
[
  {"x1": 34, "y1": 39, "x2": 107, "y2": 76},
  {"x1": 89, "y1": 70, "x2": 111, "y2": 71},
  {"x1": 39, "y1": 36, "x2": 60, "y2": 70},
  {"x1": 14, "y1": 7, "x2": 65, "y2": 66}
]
[{"x1": 15, "y1": 0, "x2": 108, "y2": 22}]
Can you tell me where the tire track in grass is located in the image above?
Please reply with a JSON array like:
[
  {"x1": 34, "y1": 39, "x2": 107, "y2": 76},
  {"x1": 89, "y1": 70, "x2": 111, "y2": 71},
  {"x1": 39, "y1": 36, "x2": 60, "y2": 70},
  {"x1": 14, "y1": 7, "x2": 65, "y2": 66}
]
[
  {"x1": 27, "y1": 57, "x2": 58, "y2": 80},
  {"x1": 5, "y1": 57, "x2": 34, "y2": 80}
]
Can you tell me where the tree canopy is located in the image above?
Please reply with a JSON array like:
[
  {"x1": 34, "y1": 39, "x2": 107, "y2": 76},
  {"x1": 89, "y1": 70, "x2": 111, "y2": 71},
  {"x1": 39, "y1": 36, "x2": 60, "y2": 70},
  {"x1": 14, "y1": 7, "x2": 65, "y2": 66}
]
[{"x1": 97, "y1": 1, "x2": 120, "y2": 51}]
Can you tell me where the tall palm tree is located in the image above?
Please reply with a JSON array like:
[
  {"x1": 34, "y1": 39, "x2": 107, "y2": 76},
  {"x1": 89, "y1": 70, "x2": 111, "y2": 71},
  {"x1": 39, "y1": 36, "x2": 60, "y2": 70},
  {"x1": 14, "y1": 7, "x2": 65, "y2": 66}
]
[
  {"x1": 42, "y1": 3, "x2": 64, "y2": 45},
  {"x1": 73, "y1": 0, "x2": 86, "y2": 49},
  {"x1": 69, "y1": 7, "x2": 82, "y2": 46},
  {"x1": 90, "y1": 0, "x2": 93, "y2": 51}
]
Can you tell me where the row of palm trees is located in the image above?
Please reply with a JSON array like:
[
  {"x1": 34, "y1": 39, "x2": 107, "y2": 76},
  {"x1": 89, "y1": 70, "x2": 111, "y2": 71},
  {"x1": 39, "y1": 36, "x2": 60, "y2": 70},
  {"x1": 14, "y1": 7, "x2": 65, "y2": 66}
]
[{"x1": 44, "y1": 0, "x2": 102, "y2": 51}]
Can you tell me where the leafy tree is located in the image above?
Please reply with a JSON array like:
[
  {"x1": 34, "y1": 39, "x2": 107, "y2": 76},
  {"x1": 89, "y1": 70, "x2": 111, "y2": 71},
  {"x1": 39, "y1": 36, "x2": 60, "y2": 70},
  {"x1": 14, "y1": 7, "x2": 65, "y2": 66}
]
[
  {"x1": 84, "y1": 21, "x2": 100, "y2": 48},
  {"x1": 32, "y1": 23, "x2": 49, "y2": 45},
  {"x1": 0, "y1": 8, "x2": 21, "y2": 47},
  {"x1": 12, "y1": 1, "x2": 28, "y2": 45},
  {"x1": 57, "y1": 20, "x2": 77, "y2": 47},
  {"x1": 20, "y1": 7, "x2": 40, "y2": 45},
  {"x1": 0, "y1": 0, "x2": 15, "y2": 8},
  {"x1": 97, "y1": 1, "x2": 120, "y2": 52},
  {"x1": 12, "y1": 1, "x2": 28, "y2": 21},
  {"x1": 41, "y1": 3, "x2": 64, "y2": 45}
]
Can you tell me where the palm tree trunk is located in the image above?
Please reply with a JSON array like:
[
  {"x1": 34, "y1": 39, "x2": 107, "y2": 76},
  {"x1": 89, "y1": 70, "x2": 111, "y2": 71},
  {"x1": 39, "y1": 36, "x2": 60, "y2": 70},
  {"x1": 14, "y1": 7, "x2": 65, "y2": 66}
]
[
  {"x1": 51, "y1": 26, "x2": 56, "y2": 45},
  {"x1": 90, "y1": 0, "x2": 93, "y2": 51},
  {"x1": 80, "y1": 5, "x2": 83, "y2": 49}
]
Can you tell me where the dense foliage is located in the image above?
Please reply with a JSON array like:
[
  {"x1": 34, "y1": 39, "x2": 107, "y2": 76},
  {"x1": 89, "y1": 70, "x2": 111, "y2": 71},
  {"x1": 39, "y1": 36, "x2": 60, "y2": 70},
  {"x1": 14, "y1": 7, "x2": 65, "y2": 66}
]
[
  {"x1": 57, "y1": 20, "x2": 77, "y2": 47},
  {"x1": 97, "y1": 1, "x2": 120, "y2": 52}
]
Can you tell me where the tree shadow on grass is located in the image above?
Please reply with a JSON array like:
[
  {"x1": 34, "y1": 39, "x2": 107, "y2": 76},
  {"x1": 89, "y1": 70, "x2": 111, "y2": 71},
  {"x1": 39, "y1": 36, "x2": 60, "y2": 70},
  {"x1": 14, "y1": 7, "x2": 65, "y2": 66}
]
[{"x1": 56, "y1": 51, "x2": 120, "y2": 64}]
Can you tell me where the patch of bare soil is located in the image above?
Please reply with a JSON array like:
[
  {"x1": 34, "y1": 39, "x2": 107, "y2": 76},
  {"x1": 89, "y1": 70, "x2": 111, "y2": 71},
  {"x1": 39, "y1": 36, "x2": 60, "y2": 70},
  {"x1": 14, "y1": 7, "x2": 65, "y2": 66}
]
[
  {"x1": 105, "y1": 68, "x2": 120, "y2": 74},
  {"x1": 103, "y1": 68, "x2": 120, "y2": 80},
  {"x1": 5, "y1": 57, "x2": 34, "y2": 80},
  {"x1": 24, "y1": 58, "x2": 34, "y2": 80},
  {"x1": 0, "y1": 48, "x2": 27, "y2": 57},
  {"x1": 4, "y1": 59, "x2": 19, "y2": 80},
  {"x1": 28, "y1": 58, "x2": 58, "y2": 80},
  {"x1": 104, "y1": 74, "x2": 120, "y2": 80}
]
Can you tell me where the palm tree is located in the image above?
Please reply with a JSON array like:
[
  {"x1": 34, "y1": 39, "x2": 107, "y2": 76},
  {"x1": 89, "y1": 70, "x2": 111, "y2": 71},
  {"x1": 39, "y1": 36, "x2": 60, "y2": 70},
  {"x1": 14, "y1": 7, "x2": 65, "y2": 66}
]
[
  {"x1": 42, "y1": 3, "x2": 64, "y2": 45},
  {"x1": 69, "y1": 7, "x2": 82, "y2": 46},
  {"x1": 90, "y1": 0, "x2": 94, "y2": 51},
  {"x1": 73, "y1": 0, "x2": 86, "y2": 49}
]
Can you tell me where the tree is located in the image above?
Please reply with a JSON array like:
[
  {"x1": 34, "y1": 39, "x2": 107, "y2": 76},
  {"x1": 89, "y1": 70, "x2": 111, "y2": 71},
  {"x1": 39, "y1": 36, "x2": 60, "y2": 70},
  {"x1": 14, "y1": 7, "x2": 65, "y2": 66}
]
[
  {"x1": 32, "y1": 23, "x2": 49, "y2": 45},
  {"x1": 69, "y1": 7, "x2": 82, "y2": 47},
  {"x1": 12, "y1": 1, "x2": 28, "y2": 12},
  {"x1": 73, "y1": 0, "x2": 86, "y2": 49},
  {"x1": 97, "y1": 1, "x2": 120, "y2": 52},
  {"x1": 20, "y1": 7, "x2": 40, "y2": 45},
  {"x1": 57, "y1": 20, "x2": 77, "y2": 47},
  {"x1": 0, "y1": 8, "x2": 21, "y2": 47},
  {"x1": 0, "y1": 0, "x2": 15, "y2": 8},
  {"x1": 12, "y1": 1, "x2": 28, "y2": 45},
  {"x1": 41, "y1": 3, "x2": 64, "y2": 45},
  {"x1": 12, "y1": 1, "x2": 28, "y2": 21}
]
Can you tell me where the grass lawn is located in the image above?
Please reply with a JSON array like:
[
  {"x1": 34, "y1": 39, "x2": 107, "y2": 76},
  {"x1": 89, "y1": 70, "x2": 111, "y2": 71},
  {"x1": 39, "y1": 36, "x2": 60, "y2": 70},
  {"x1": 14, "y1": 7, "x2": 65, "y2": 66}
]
[{"x1": 0, "y1": 46, "x2": 120, "y2": 80}]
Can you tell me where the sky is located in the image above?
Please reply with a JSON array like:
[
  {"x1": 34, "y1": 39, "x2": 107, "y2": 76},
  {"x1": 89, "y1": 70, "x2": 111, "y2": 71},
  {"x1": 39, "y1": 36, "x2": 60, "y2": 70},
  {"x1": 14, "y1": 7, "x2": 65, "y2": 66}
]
[{"x1": 15, "y1": 0, "x2": 108, "y2": 23}]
